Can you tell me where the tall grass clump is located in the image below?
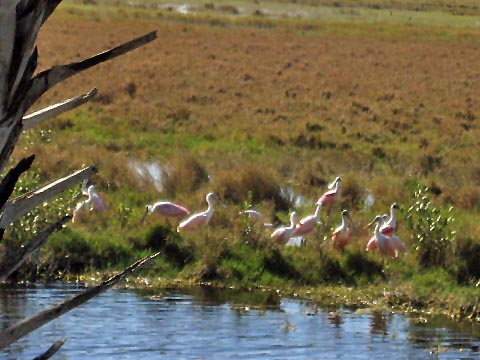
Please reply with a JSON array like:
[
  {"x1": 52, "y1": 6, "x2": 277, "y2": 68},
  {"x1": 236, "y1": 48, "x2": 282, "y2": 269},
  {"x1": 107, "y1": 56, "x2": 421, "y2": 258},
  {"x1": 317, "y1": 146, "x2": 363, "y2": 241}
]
[
  {"x1": 163, "y1": 153, "x2": 209, "y2": 196},
  {"x1": 404, "y1": 184, "x2": 455, "y2": 268},
  {"x1": 214, "y1": 163, "x2": 290, "y2": 211}
]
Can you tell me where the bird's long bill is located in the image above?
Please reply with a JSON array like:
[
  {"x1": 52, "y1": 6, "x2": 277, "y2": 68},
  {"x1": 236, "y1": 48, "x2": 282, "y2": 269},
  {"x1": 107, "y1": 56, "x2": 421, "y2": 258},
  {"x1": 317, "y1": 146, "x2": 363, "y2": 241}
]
[{"x1": 365, "y1": 218, "x2": 376, "y2": 229}]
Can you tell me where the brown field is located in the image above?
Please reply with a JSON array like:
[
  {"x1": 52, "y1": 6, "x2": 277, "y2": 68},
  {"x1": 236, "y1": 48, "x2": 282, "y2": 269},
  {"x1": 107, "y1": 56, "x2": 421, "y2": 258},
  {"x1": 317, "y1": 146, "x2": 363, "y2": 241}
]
[{"x1": 29, "y1": 5, "x2": 480, "y2": 213}]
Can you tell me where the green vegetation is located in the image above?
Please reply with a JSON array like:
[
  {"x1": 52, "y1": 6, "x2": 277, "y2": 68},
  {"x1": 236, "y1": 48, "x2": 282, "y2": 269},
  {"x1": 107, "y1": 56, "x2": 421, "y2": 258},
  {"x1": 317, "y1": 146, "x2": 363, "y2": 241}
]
[{"x1": 4, "y1": 0, "x2": 479, "y2": 319}]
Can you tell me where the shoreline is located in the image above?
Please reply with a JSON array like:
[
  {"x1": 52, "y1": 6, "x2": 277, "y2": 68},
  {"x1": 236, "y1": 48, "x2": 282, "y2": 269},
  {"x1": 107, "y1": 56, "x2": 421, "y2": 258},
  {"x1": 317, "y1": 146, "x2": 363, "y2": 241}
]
[{"x1": 47, "y1": 272, "x2": 479, "y2": 323}]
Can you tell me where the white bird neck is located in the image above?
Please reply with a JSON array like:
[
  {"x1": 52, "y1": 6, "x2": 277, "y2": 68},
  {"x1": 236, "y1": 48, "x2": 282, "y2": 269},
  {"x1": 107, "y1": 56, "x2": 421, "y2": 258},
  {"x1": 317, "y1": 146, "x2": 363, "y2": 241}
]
[
  {"x1": 374, "y1": 221, "x2": 382, "y2": 237},
  {"x1": 206, "y1": 200, "x2": 215, "y2": 215},
  {"x1": 341, "y1": 214, "x2": 347, "y2": 228},
  {"x1": 390, "y1": 207, "x2": 396, "y2": 222},
  {"x1": 313, "y1": 205, "x2": 322, "y2": 219},
  {"x1": 334, "y1": 181, "x2": 341, "y2": 195},
  {"x1": 87, "y1": 186, "x2": 96, "y2": 198}
]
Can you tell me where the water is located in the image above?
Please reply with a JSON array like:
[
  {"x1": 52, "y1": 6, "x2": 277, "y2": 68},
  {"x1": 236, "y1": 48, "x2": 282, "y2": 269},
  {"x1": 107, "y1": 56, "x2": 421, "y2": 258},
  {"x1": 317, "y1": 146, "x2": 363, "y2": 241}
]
[{"x1": 1, "y1": 285, "x2": 479, "y2": 359}]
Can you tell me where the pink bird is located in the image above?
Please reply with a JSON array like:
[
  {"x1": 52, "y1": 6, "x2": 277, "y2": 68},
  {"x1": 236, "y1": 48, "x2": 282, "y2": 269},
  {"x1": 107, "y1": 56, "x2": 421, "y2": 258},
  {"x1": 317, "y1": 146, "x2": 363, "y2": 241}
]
[
  {"x1": 293, "y1": 204, "x2": 322, "y2": 236},
  {"x1": 380, "y1": 203, "x2": 399, "y2": 236},
  {"x1": 316, "y1": 177, "x2": 342, "y2": 220},
  {"x1": 332, "y1": 209, "x2": 353, "y2": 251},
  {"x1": 271, "y1": 212, "x2": 298, "y2": 245},
  {"x1": 72, "y1": 180, "x2": 106, "y2": 223},
  {"x1": 177, "y1": 193, "x2": 216, "y2": 232},
  {"x1": 366, "y1": 215, "x2": 397, "y2": 259},
  {"x1": 141, "y1": 201, "x2": 190, "y2": 223}
]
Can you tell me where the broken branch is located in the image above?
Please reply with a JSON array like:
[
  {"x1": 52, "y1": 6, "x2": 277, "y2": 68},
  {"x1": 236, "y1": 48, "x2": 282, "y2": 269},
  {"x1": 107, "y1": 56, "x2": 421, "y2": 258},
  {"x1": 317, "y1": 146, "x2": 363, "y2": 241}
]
[
  {"x1": 22, "y1": 88, "x2": 97, "y2": 130},
  {"x1": 0, "y1": 252, "x2": 161, "y2": 350}
]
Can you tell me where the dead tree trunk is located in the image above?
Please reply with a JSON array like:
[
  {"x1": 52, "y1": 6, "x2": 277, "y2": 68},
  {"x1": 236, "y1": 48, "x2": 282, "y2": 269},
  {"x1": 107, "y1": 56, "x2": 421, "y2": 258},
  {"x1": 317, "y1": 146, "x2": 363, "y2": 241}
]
[{"x1": 0, "y1": 0, "x2": 158, "y2": 353}]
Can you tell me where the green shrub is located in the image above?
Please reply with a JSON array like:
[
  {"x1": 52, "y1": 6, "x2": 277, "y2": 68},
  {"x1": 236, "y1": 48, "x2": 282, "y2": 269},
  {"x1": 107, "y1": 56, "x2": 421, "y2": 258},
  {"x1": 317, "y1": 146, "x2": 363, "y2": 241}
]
[{"x1": 404, "y1": 184, "x2": 455, "y2": 268}]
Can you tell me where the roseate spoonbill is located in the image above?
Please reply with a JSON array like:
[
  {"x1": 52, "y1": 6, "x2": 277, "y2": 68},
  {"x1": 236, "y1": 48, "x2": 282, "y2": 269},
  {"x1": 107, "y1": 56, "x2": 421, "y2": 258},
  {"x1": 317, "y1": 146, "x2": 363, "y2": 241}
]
[
  {"x1": 293, "y1": 204, "x2": 322, "y2": 236},
  {"x1": 239, "y1": 209, "x2": 273, "y2": 228},
  {"x1": 316, "y1": 177, "x2": 341, "y2": 220},
  {"x1": 271, "y1": 212, "x2": 298, "y2": 245},
  {"x1": 332, "y1": 209, "x2": 353, "y2": 251},
  {"x1": 366, "y1": 216, "x2": 396, "y2": 259},
  {"x1": 366, "y1": 214, "x2": 386, "y2": 252},
  {"x1": 72, "y1": 181, "x2": 106, "y2": 223},
  {"x1": 177, "y1": 192, "x2": 216, "y2": 232},
  {"x1": 380, "y1": 203, "x2": 399, "y2": 236},
  {"x1": 140, "y1": 201, "x2": 190, "y2": 223},
  {"x1": 391, "y1": 234, "x2": 408, "y2": 255}
]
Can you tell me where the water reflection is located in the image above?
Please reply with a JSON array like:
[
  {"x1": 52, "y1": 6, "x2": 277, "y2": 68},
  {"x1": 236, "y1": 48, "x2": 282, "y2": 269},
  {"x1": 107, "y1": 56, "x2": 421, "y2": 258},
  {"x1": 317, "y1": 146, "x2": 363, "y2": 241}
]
[
  {"x1": 370, "y1": 311, "x2": 388, "y2": 336},
  {"x1": 0, "y1": 285, "x2": 479, "y2": 359}
]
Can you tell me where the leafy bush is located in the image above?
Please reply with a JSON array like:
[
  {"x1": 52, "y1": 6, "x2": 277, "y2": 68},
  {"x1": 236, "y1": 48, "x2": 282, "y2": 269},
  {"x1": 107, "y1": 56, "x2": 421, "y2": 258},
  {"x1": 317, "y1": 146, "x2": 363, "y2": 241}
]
[{"x1": 404, "y1": 184, "x2": 455, "y2": 268}]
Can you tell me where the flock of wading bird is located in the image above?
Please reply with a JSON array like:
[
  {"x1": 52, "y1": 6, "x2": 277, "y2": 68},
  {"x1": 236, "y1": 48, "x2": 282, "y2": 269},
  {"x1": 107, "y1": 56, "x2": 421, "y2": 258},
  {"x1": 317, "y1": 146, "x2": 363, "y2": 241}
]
[{"x1": 72, "y1": 176, "x2": 407, "y2": 261}]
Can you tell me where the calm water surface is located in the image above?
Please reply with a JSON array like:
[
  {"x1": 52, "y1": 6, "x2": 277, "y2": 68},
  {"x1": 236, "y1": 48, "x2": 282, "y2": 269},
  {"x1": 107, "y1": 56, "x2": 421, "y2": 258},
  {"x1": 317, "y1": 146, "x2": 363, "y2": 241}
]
[{"x1": 0, "y1": 284, "x2": 479, "y2": 359}]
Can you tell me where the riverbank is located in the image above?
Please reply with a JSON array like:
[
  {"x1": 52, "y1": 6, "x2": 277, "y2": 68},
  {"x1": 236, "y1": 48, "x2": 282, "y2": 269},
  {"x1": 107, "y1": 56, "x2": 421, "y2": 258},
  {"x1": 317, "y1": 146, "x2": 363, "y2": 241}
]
[
  {"x1": 58, "y1": 260, "x2": 480, "y2": 323},
  {"x1": 2, "y1": 0, "x2": 479, "y2": 325}
]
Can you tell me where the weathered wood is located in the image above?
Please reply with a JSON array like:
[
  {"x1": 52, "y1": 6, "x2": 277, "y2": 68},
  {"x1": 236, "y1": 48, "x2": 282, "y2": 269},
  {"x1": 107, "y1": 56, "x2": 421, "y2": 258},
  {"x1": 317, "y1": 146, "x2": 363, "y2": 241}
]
[
  {"x1": 8, "y1": 2, "x2": 45, "y2": 103},
  {"x1": 0, "y1": 155, "x2": 35, "y2": 212},
  {"x1": 23, "y1": 31, "x2": 157, "y2": 112},
  {"x1": 0, "y1": 215, "x2": 71, "y2": 281},
  {"x1": 0, "y1": 2, "x2": 17, "y2": 115},
  {"x1": 23, "y1": 88, "x2": 97, "y2": 130},
  {"x1": 32, "y1": 338, "x2": 66, "y2": 360},
  {"x1": 0, "y1": 116, "x2": 24, "y2": 174},
  {"x1": 0, "y1": 252, "x2": 161, "y2": 350},
  {"x1": 0, "y1": 166, "x2": 97, "y2": 229}
]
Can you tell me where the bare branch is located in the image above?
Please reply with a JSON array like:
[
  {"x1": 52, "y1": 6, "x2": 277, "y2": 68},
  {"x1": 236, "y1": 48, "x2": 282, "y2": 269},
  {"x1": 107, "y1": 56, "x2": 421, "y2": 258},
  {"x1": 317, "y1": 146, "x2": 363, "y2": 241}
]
[
  {"x1": 0, "y1": 215, "x2": 71, "y2": 282},
  {"x1": 32, "y1": 338, "x2": 66, "y2": 360},
  {"x1": 23, "y1": 31, "x2": 157, "y2": 112},
  {"x1": 0, "y1": 166, "x2": 96, "y2": 229},
  {"x1": 23, "y1": 88, "x2": 97, "y2": 130},
  {"x1": 0, "y1": 155, "x2": 35, "y2": 211},
  {"x1": 0, "y1": 252, "x2": 161, "y2": 350}
]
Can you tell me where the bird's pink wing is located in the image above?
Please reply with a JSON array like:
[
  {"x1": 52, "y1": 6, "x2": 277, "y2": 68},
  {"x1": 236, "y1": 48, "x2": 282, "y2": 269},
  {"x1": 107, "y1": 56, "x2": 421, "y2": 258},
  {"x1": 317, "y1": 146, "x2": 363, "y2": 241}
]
[
  {"x1": 317, "y1": 190, "x2": 336, "y2": 206},
  {"x1": 178, "y1": 213, "x2": 207, "y2": 232},
  {"x1": 294, "y1": 218, "x2": 315, "y2": 236},
  {"x1": 159, "y1": 203, "x2": 190, "y2": 217},
  {"x1": 92, "y1": 193, "x2": 106, "y2": 211},
  {"x1": 391, "y1": 235, "x2": 407, "y2": 254},
  {"x1": 380, "y1": 226, "x2": 395, "y2": 236},
  {"x1": 366, "y1": 236, "x2": 377, "y2": 251}
]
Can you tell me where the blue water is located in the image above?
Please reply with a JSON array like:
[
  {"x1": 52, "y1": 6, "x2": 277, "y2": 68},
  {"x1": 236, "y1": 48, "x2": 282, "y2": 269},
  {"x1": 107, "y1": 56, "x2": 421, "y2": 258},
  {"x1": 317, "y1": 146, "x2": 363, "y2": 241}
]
[{"x1": 0, "y1": 285, "x2": 479, "y2": 359}]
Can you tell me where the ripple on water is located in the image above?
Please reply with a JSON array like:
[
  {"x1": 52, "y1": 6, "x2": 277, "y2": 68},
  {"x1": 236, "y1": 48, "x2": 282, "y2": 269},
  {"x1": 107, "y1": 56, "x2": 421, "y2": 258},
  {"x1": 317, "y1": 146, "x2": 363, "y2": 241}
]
[{"x1": 0, "y1": 285, "x2": 479, "y2": 359}]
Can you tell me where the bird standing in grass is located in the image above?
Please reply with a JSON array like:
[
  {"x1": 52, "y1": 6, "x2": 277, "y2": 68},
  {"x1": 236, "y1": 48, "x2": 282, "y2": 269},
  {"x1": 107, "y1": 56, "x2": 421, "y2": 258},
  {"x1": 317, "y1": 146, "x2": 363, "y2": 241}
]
[
  {"x1": 366, "y1": 215, "x2": 397, "y2": 259},
  {"x1": 271, "y1": 212, "x2": 298, "y2": 245},
  {"x1": 72, "y1": 180, "x2": 106, "y2": 223},
  {"x1": 177, "y1": 192, "x2": 216, "y2": 232},
  {"x1": 316, "y1": 177, "x2": 342, "y2": 222},
  {"x1": 293, "y1": 204, "x2": 322, "y2": 236},
  {"x1": 140, "y1": 201, "x2": 190, "y2": 224},
  {"x1": 332, "y1": 209, "x2": 354, "y2": 251}
]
